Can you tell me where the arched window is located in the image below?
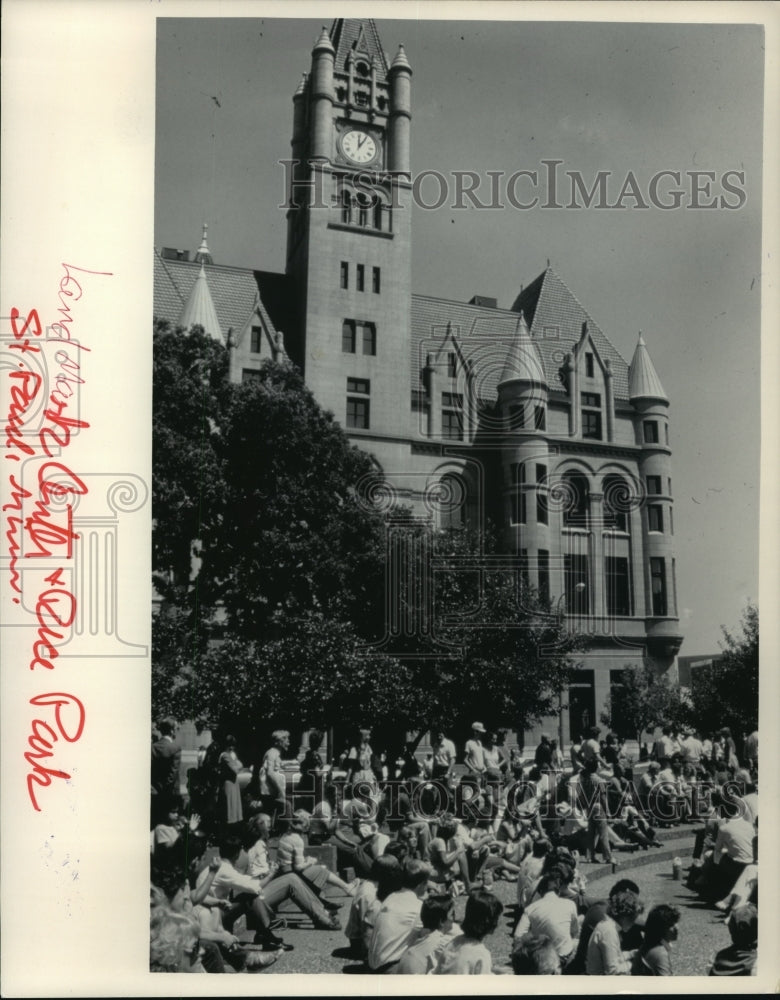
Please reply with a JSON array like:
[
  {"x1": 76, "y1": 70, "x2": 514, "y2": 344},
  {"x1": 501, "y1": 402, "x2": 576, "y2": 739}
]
[
  {"x1": 357, "y1": 193, "x2": 371, "y2": 228},
  {"x1": 438, "y1": 473, "x2": 468, "y2": 531},
  {"x1": 341, "y1": 189, "x2": 353, "y2": 225},
  {"x1": 602, "y1": 474, "x2": 631, "y2": 532},
  {"x1": 561, "y1": 471, "x2": 589, "y2": 527}
]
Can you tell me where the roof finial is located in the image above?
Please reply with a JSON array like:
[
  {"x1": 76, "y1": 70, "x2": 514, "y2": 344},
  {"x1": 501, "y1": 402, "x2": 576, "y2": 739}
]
[
  {"x1": 194, "y1": 223, "x2": 213, "y2": 265},
  {"x1": 546, "y1": 258, "x2": 551, "y2": 268}
]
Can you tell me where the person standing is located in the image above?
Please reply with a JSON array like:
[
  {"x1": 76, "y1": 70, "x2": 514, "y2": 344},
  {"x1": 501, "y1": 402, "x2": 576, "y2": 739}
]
[
  {"x1": 535, "y1": 734, "x2": 553, "y2": 770},
  {"x1": 575, "y1": 759, "x2": 612, "y2": 864},
  {"x1": 218, "y1": 735, "x2": 243, "y2": 834},
  {"x1": 430, "y1": 730, "x2": 457, "y2": 784},
  {"x1": 151, "y1": 718, "x2": 182, "y2": 826},
  {"x1": 463, "y1": 722, "x2": 487, "y2": 788},
  {"x1": 258, "y1": 730, "x2": 290, "y2": 829}
]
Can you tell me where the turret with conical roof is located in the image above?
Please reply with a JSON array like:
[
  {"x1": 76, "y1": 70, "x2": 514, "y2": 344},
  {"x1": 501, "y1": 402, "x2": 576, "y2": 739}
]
[
  {"x1": 497, "y1": 313, "x2": 551, "y2": 589},
  {"x1": 179, "y1": 263, "x2": 222, "y2": 343},
  {"x1": 629, "y1": 332, "x2": 668, "y2": 403}
]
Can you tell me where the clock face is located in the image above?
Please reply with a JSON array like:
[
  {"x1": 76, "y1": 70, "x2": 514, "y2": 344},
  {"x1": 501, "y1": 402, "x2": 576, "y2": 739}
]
[{"x1": 341, "y1": 129, "x2": 378, "y2": 165}]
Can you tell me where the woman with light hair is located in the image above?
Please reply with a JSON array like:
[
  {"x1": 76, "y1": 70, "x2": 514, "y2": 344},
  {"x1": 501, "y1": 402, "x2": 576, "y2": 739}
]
[
  {"x1": 275, "y1": 810, "x2": 358, "y2": 905},
  {"x1": 258, "y1": 730, "x2": 290, "y2": 829}
]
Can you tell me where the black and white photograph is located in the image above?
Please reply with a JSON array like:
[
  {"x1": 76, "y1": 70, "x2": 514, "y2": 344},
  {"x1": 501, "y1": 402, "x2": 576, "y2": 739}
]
[
  {"x1": 1, "y1": 2, "x2": 778, "y2": 996},
  {"x1": 150, "y1": 10, "x2": 766, "y2": 982}
]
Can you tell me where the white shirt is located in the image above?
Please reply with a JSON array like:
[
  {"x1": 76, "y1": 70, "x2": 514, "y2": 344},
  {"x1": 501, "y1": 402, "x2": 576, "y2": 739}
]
[
  {"x1": 367, "y1": 889, "x2": 423, "y2": 970},
  {"x1": 515, "y1": 890, "x2": 579, "y2": 957}
]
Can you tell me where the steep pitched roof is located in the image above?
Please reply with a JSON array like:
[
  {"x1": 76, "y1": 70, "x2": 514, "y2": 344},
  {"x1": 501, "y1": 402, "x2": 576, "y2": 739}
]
[
  {"x1": 330, "y1": 19, "x2": 389, "y2": 77},
  {"x1": 512, "y1": 266, "x2": 631, "y2": 399},
  {"x1": 629, "y1": 333, "x2": 668, "y2": 402},
  {"x1": 153, "y1": 250, "x2": 279, "y2": 343},
  {"x1": 412, "y1": 269, "x2": 632, "y2": 403}
]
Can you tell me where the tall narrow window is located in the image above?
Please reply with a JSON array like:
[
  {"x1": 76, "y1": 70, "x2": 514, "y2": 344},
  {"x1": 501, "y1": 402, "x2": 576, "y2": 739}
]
[
  {"x1": 603, "y1": 475, "x2": 630, "y2": 532},
  {"x1": 665, "y1": 424, "x2": 669, "y2": 445},
  {"x1": 508, "y1": 404, "x2": 524, "y2": 430},
  {"x1": 361, "y1": 321, "x2": 376, "y2": 356},
  {"x1": 342, "y1": 319, "x2": 356, "y2": 353},
  {"x1": 447, "y1": 352, "x2": 457, "y2": 378},
  {"x1": 672, "y1": 558, "x2": 678, "y2": 615},
  {"x1": 562, "y1": 472, "x2": 589, "y2": 527},
  {"x1": 646, "y1": 475, "x2": 662, "y2": 495},
  {"x1": 439, "y1": 474, "x2": 466, "y2": 530},
  {"x1": 346, "y1": 377, "x2": 370, "y2": 429},
  {"x1": 585, "y1": 352, "x2": 595, "y2": 378},
  {"x1": 650, "y1": 557, "x2": 667, "y2": 616},
  {"x1": 534, "y1": 404, "x2": 546, "y2": 430},
  {"x1": 340, "y1": 261, "x2": 349, "y2": 289},
  {"x1": 536, "y1": 464, "x2": 548, "y2": 525},
  {"x1": 520, "y1": 549, "x2": 530, "y2": 588},
  {"x1": 564, "y1": 554, "x2": 589, "y2": 614},
  {"x1": 643, "y1": 420, "x2": 659, "y2": 444},
  {"x1": 538, "y1": 549, "x2": 550, "y2": 602},
  {"x1": 605, "y1": 556, "x2": 631, "y2": 616},
  {"x1": 441, "y1": 392, "x2": 463, "y2": 441},
  {"x1": 510, "y1": 462, "x2": 526, "y2": 525},
  {"x1": 341, "y1": 190, "x2": 352, "y2": 224},
  {"x1": 581, "y1": 392, "x2": 602, "y2": 440},
  {"x1": 648, "y1": 504, "x2": 664, "y2": 532},
  {"x1": 356, "y1": 263, "x2": 365, "y2": 292},
  {"x1": 250, "y1": 325, "x2": 262, "y2": 354},
  {"x1": 372, "y1": 266, "x2": 381, "y2": 293}
]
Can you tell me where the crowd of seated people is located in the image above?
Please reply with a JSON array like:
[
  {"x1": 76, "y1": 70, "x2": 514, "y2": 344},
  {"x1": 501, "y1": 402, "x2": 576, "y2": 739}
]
[{"x1": 150, "y1": 720, "x2": 758, "y2": 975}]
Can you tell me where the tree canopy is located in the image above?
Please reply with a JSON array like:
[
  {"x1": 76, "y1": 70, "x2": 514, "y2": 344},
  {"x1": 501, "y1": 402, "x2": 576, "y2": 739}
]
[
  {"x1": 152, "y1": 323, "x2": 589, "y2": 748},
  {"x1": 600, "y1": 661, "x2": 690, "y2": 742},
  {"x1": 687, "y1": 603, "x2": 758, "y2": 738}
]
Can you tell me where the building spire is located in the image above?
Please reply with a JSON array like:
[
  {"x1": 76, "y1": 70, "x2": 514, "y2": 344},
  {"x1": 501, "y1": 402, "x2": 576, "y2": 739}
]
[
  {"x1": 330, "y1": 18, "x2": 389, "y2": 78},
  {"x1": 629, "y1": 332, "x2": 668, "y2": 402},
  {"x1": 179, "y1": 264, "x2": 222, "y2": 342},
  {"x1": 498, "y1": 312, "x2": 547, "y2": 388},
  {"x1": 194, "y1": 223, "x2": 213, "y2": 265}
]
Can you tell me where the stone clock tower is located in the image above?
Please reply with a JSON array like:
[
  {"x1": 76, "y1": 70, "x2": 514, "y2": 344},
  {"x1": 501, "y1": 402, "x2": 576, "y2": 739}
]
[{"x1": 285, "y1": 20, "x2": 414, "y2": 463}]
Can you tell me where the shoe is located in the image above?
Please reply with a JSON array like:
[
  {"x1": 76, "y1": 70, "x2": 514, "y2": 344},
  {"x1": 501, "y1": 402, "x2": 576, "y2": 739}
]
[
  {"x1": 256, "y1": 933, "x2": 294, "y2": 952},
  {"x1": 315, "y1": 914, "x2": 342, "y2": 931},
  {"x1": 323, "y1": 899, "x2": 343, "y2": 912},
  {"x1": 245, "y1": 951, "x2": 279, "y2": 971}
]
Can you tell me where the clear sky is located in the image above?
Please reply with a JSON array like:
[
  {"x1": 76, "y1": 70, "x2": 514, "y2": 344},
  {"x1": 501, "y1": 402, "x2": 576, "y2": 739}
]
[{"x1": 155, "y1": 15, "x2": 764, "y2": 656}]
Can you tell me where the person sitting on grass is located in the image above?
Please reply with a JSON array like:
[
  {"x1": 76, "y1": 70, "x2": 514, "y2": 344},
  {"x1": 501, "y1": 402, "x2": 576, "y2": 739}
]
[
  {"x1": 359, "y1": 855, "x2": 404, "y2": 956},
  {"x1": 567, "y1": 878, "x2": 641, "y2": 976},
  {"x1": 511, "y1": 933, "x2": 562, "y2": 975},
  {"x1": 513, "y1": 867, "x2": 579, "y2": 970},
  {"x1": 433, "y1": 888, "x2": 503, "y2": 975},
  {"x1": 394, "y1": 893, "x2": 458, "y2": 975},
  {"x1": 585, "y1": 889, "x2": 644, "y2": 975},
  {"x1": 275, "y1": 809, "x2": 358, "y2": 904},
  {"x1": 367, "y1": 858, "x2": 432, "y2": 973},
  {"x1": 709, "y1": 903, "x2": 758, "y2": 976},
  {"x1": 199, "y1": 834, "x2": 339, "y2": 950},
  {"x1": 428, "y1": 812, "x2": 469, "y2": 891},
  {"x1": 631, "y1": 904, "x2": 680, "y2": 975},
  {"x1": 343, "y1": 856, "x2": 383, "y2": 960}
]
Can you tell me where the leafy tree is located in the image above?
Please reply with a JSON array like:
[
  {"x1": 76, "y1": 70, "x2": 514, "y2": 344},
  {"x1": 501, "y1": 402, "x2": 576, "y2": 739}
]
[
  {"x1": 205, "y1": 362, "x2": 388, "y2": 640},
  {"x1": 600, "y1": 662, "x2": 691, "y2": 743},
  {"x1": 688, "y1": 603, "x2": 758, "y2": 740},
  {"x1": 402, "y1": 526, "x2": 587, "y2": 743},
  {"x1": 152, "y1": 319, "x2": 230, "y2": 608}
]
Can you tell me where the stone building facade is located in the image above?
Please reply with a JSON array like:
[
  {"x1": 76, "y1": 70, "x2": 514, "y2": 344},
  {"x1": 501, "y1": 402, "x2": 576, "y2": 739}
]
[{"x1": 153, "y1": 18, "x2": 683, "y2": 748}]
